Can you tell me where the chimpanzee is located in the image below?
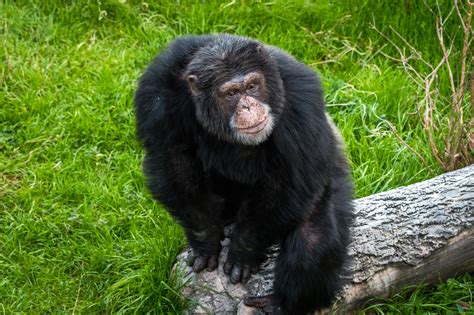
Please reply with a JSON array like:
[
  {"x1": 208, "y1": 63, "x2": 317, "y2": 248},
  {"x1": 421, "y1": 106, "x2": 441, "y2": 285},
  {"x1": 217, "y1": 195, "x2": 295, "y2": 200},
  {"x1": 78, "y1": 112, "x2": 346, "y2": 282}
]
[{"x1": 134, "y1": 34, "x2": 354, "y2": 314}]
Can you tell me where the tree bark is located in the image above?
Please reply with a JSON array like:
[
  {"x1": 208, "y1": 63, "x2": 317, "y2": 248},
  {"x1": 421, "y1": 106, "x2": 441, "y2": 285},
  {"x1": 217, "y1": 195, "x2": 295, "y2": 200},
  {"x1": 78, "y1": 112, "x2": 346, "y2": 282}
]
[{"x1": 174, "y1": 165, "x2": 474, "y2": 314}]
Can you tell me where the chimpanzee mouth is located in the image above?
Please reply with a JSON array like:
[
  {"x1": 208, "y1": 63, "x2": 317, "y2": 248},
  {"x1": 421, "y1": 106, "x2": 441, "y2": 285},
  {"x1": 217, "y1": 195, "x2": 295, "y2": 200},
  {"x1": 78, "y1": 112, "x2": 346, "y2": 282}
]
[{"x1": 238, "y1": 117, "x2": 268, "y2": 134}]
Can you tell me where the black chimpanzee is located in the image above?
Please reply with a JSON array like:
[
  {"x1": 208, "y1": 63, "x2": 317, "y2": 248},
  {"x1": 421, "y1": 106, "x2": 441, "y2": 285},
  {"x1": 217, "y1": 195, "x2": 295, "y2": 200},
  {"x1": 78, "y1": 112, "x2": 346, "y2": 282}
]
[{"x1": 134, "y1": 34, "x2": 354, "y2": 314}]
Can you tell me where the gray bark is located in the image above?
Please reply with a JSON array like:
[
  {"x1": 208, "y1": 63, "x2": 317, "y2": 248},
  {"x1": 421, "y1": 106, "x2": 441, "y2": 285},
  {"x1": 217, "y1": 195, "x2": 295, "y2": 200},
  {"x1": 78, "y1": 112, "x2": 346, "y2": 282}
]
[{"x1": 173, "y1": 165, "x2": 474, "y2": 314}]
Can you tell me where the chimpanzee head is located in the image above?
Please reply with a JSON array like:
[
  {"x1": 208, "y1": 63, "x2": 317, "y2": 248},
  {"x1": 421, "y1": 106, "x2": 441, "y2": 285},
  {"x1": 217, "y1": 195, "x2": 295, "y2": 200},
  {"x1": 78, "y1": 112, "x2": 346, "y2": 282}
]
[{"x1": 184, "y1": 35, "x2": 285, "y2": 145}]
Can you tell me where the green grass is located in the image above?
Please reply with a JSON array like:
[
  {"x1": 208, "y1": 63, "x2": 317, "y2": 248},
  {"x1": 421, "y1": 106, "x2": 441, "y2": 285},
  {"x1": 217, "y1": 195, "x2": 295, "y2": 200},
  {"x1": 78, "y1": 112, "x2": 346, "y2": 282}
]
[
  {"x1": 1, "y1": 0, "x2": 472, "y2": 313},
  {"x1": 363, "y1": 274, "x2": 474, "y2": 314}
]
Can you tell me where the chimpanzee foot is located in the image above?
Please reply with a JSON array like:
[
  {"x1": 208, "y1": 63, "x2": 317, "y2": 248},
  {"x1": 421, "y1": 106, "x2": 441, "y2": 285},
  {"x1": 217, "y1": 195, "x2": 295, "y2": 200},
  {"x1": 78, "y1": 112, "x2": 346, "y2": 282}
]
[
  {"x1": 244, "y1": 294, "x2": 283, "y2": 314},
  {"x1": 223, "y1": 260, "x2": 259, "y2": 284},
  {"x1": 187, "y1": 252, "x2": 219, "y2": 273}
]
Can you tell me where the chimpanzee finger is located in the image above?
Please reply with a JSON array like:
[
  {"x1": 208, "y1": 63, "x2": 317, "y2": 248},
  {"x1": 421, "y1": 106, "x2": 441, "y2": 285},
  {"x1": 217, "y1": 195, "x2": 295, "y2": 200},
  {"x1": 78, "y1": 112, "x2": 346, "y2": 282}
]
[
  {"x1": 223, "y1": 260, "x2": 233, "y2": 275},
  {"x1": 230, "y1": 263, "x2": 242, "y2": 284},
  {"x1": 244, "y1": 295, "x2": 272, "y2": 308},
  {"x1": 241, "y1": 266, "x2": 251, "y2": 283},
  {"x1": 192, "y1": 255, "x2": 208, "y2": 273},
  {"x1": 206, "y1": 254, "x2": 218, "y2": 271}
]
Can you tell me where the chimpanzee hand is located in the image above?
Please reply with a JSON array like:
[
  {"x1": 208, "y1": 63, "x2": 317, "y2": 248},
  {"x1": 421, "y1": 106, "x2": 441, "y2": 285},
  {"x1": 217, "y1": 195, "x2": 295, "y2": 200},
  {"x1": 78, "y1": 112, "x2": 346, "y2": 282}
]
[
  {"x1": 244, "y1": 295, "x2": 283, "y2": 314},
  {"x1": 223, "y1": 258, "x2": 260, "y2": 284},
  {"x1": 185, "y1": 224, "x2": 224, "y2": 273},
  {"x1": 223, "y1": 239, "x2": 264, "y2": 284},
  {"x1": 187, "y1": 251, "x2": 219, "y2": 273}
]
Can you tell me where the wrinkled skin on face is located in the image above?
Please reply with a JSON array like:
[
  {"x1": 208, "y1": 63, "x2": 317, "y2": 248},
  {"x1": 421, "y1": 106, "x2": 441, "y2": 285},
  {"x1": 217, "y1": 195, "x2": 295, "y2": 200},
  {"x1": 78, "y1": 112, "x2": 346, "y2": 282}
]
[
  {"x1": 219, "y1": 72, "x2": 270, "y2": 130},
  {"x1": 234, "y1": 96, "x2": 267, "y2": 132},
  {"x1": 184, "y1": 38, "x2": 284, "y2": 146},
  {"x1": 187, "y1": 71, "x2": 275, "y2": 146}
]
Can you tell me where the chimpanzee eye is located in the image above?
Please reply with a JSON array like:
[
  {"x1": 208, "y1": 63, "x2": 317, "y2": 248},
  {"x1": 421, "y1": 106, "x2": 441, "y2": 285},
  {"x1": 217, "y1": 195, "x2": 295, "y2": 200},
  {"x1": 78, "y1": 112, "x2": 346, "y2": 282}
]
[
  {"x1": 226, "y1": 90, "x2": 236, "y2": 97},
  {"x1": 247, "y1": 83, "x2": 257, "y2": 91}
]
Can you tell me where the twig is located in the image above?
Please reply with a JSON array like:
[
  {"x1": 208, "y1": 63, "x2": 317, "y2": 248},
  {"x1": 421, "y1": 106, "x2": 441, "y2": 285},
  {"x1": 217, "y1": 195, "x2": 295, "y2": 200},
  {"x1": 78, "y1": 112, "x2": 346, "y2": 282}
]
[
  {"x1": 373, "y1": 0, "x2": 473, "y2": 171},
  {"x1": 386, "y1": 120, "x2": 434, "y2": 174},
  {"x1": 371, "y1": 25, "x2": 426, "y2": 83},
  {"x1": 458, "y1": 1, "x2": 472, "y2": 107},
  {"x1": 388, "y1": 25, "x2": 433, "y2": 70},
  {"x1": 454, "y1": 0, "x2": 466, "y2": 30}
]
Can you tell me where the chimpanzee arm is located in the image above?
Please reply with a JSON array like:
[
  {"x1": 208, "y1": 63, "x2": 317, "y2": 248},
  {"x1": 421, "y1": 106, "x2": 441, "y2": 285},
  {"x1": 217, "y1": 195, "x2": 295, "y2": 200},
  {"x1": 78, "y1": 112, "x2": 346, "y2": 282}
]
[{"x1": 144, "y1": 148, "x2": 225, "y2": 272}]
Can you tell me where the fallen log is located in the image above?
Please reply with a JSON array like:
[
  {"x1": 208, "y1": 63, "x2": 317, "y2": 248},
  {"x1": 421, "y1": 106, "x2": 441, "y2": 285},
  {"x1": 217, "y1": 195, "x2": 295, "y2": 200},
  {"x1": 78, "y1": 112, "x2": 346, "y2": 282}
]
[{"x1": 174, "y1": 165, "x2": 474, "y2": 314}]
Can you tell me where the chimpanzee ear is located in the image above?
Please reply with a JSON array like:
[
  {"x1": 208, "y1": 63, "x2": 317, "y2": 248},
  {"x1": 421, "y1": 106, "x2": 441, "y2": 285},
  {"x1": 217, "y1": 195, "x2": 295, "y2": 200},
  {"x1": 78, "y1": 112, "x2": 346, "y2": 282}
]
[
  {"x1": 186, "y1": 75, "x2": 199, "y2": 95},
  {"x1": 256, "y1": 45, "x2": 264, "y2": 55}
]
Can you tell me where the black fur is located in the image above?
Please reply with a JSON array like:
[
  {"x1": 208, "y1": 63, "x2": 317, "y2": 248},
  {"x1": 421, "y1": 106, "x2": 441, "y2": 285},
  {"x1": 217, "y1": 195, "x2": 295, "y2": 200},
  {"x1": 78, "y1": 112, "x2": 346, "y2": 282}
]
[{"x1": 134, "y1": 34, "x2": 354, "y2": 314}]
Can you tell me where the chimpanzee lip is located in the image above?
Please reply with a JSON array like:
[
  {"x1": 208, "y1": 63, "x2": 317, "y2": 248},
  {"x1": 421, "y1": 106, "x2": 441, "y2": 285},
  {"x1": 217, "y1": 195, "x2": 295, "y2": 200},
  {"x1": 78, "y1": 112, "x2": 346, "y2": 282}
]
[{"x1": 238, "y1": 116, "x2": 268, "y2": 134}]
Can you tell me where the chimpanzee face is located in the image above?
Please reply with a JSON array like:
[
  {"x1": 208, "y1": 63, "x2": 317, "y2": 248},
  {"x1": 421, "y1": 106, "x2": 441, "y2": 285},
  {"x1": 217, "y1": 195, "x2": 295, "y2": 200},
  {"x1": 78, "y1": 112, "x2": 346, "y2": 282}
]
[{"x1": 185, "y1": 37, "x2": 284, "y2": 146}]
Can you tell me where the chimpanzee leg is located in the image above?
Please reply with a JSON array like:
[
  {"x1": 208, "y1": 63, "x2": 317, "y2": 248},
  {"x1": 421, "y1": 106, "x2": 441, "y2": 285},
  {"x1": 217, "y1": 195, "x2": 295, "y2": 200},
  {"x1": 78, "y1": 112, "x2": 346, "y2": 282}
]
[{"x1": 274, "y1": 221, "x2": 348, "y2": 314}]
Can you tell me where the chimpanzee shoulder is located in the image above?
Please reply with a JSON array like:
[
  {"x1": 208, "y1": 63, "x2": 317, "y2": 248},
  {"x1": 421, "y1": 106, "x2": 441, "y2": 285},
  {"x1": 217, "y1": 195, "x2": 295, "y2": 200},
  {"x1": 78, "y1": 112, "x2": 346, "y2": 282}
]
[
  {"x1": 264, "y1": 46, "x2": 336, "y2": 175},
  {"x1": 134, "y1": 35, "x2": 214, "y2": 150}
]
